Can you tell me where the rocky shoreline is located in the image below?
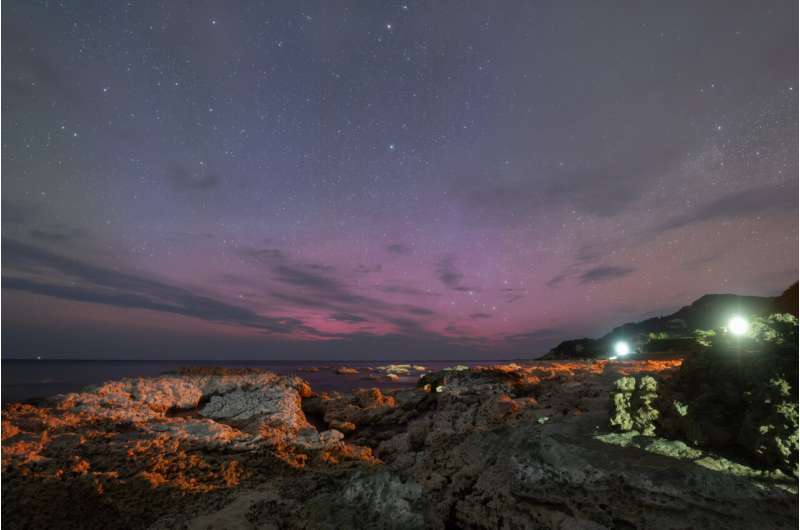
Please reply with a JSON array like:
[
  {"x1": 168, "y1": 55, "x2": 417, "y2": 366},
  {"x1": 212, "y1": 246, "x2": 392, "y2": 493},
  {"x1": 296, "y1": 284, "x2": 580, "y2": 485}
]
[{"x1": 2, "y1": 360, "x2": 797, "y2": 529}]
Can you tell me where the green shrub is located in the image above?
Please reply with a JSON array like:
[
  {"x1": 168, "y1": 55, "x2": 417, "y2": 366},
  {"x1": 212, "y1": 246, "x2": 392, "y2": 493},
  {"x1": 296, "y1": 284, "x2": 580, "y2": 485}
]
[
  {"x1": 612, "y1": 314, "x2": 798, "y2": 475},
  {"x1": 693, "y1": 329, "x2": 716, "y2": 348}
]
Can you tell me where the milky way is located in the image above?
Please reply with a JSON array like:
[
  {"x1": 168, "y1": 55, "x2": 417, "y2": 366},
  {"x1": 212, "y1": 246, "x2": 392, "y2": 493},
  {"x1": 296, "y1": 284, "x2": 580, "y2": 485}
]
[{"x1": 2, "y1": 2, "x2": 797, "y2": 359}]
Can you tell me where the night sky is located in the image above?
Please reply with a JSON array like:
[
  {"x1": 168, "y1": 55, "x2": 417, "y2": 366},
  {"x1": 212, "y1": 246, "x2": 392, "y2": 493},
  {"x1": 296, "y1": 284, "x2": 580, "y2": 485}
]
[{"x1": 2, "y1": 1, "x2": 798, "y2": 360}]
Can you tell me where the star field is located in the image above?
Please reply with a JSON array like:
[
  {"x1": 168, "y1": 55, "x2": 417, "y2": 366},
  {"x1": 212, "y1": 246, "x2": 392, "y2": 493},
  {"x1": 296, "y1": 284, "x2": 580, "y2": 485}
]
[{"x1": 2, "y1": 1, "x2": 798, "y2": 360}]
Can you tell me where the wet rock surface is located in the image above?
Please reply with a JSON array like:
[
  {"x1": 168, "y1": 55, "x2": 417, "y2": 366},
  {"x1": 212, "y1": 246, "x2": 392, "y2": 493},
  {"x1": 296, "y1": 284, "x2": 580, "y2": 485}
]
[{"x1": 2, "y1": 361, "x2": 797, "y2": 529}]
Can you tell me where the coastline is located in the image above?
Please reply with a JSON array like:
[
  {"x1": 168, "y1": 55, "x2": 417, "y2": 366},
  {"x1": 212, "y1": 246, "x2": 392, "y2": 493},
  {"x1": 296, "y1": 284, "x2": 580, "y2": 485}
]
[{"x1": 2, "y1": 360, "x2": 797, "y2": 529}]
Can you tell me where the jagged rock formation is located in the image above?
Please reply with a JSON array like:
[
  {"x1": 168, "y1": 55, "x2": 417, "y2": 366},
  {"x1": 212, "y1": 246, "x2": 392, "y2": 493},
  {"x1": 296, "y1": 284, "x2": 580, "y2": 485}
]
[
  {"x1": 0, "y1": 368, "x2": 374, "y2": 529},
  {"x1": 2, "y1": 361, "x2": 796, "y2": 529}
]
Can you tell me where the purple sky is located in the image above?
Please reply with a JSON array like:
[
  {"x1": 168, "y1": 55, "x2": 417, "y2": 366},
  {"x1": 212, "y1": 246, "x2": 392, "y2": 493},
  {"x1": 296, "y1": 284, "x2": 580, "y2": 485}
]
[{"x1": 2, "y1": 1, "x2": 797, "y2": 359}]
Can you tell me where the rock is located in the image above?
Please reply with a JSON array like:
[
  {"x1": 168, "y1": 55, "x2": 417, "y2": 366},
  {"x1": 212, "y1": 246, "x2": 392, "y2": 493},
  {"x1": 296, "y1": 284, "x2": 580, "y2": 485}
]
[
  {"x1": 293, "y1": 428, "x2": 345, "y2": 451},
  {"x1": 339, "y1": 472, "x2": 424, "y2": 529},
  {"x1": 373, "y1": 364, "x2": 426, "y2": 376},
  {"x1": 375, "y1": 364, "x2": 411, "y2": 375},
  {"x1": 2, "y1": 368, "x2": 325, "y2": 480},
  {"x1": 298, "y1": 471, "x2": 425, "y2": 530},
  {"x1": 199, "y1": 385, "x2": 310, "y2": 446},
  {"x1": 657, "y1": 323, "x2": 799, "y2": 474},
  {"x1": 609, "y1": 375, "x2": 659, "y2": 436},
  {"x1": 2, "y1": 360, "x2": 796, "y2": 530},
  {"x1": 149, "y1": 419, "x2": 248, "y2": 446},
  {"x1": 323, "y1": 388, "x2": 397, "y2": 428},
  {"x1": 336, "y1": 367, "x2": 360, "y2": 375},
  {"x1": 330, "y1": 420, "x2": 357, "y2": 432}
]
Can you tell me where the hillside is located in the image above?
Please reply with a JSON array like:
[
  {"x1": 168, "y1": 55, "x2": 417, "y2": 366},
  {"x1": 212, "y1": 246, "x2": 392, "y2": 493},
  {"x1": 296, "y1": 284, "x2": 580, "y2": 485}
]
[{"x1": 544, "y1": 282, "x2": 798, "y2": 359}]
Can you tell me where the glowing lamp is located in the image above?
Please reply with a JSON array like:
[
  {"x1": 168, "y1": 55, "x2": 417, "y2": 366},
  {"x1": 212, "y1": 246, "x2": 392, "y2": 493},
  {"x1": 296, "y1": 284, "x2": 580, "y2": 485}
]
[
  {"x1": 728, "y1": 316, "x2": 750, "y2": 337},
  {"x1": 614, "y1": 341, "x2": 631, "y2": 357}
]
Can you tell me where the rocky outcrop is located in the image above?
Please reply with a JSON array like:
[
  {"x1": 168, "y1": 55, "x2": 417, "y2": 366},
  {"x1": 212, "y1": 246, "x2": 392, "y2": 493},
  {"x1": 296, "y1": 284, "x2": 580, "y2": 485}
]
[
  {"x1": 609, "y1": 375, "x2": 659, "y2": 436},
  {"x1": 3, "y1": 361, "x2": 797, "y2": 530},
  {"x1": 324, "y1": 388, "x2": 396, "y2": 424},
  {"x1": 374, "y1": 364, "x2": 427, "y2": 375},
  {"x1": 655, "y1": 325, "x2": 797, "y2": 475},
  {"x1": 198, "y1": 382, "x2": 311, "y2": 448},
  {"x1": 0, "y1": 368, "x2": 378, "y2": 529}
]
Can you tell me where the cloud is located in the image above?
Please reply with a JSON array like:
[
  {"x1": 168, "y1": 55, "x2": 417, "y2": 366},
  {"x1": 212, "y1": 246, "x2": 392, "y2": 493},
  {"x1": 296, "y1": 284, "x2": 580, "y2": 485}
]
[
  {"x1": 167, "y1": 164, "x2": 220, "y2": 191},
  {"x1": 546, "y1": 269, "x2": 576, "y2": 288},
  {"x1": 30, "y1": 225, "x2": 87, "y2": 243},
  {"x1": 354, "y1": 263, "x2": 382, "y2": 274},
  {"x1": 305, "y1": 263, "x2": 335, "y2": 272},
  {"x1": 506, "y1": 327, "x2": 563, "y2": 342},
  {"x1": 329, "y1": 312, "x2": 369, "y2": 323},
  {"x1": 271, "y1": 263, "x2": 344, "y2": 291},
  {"x1": 547, "y1": 264, "x2": 635, "y2": 288},
  {"x1": 459, "y1": 144, "x2": 687, "y2": 225},
  {"x1": 469, "y1": 312, "x2": 491, "y2": 320},
  {"x1": 405, "y1": 306, "x2": 435, "y2": 316},
  {"x1": 574, "y1": 241, "x2": 609, "y2": 264},
  {"x1": 240, "y1": 251, "x2": 445, "y2": 336},
  {"x1": 386, "y1": 243, "x2": 412, "y2": 255},
  {"x1": 2, "y1": 26, "x2": 82, "y2": 105},
  {"x1": 682, "y1": 250, "x2": 727, "y2": 271},
  {"x1": 500, "y1": 288, "x2": 526, "y2": 303},
  {"x1": 2, "y1": 200, "x2": 40, "y2": 225},
  {"x1": 239, "y1": 246, "x2": 286, "y2": 264},
  {"x1": 267, "y1": 262, "x2": 435, "y2": 318},
  {"x1": 436, "y1": 256, "x2": 462, "y2": 289},
  {"x1": 2, "y1": 238, "x2": 309, "y2": 335},
  {"x1": 579, "y1": 265, "x2": 635, "y2": 284},
  {"x1": 378, "y1": 285, "x2": 437, "y2": 297},
  {"x1": 164, "y1": 231, "x2": 215, "y2": 243},
  {"x1": 435, "y1": 255, "x2": 478, "y2": 292},
  {"x1": 653, "y1": 183, "x2": 797, "y2": 234}
]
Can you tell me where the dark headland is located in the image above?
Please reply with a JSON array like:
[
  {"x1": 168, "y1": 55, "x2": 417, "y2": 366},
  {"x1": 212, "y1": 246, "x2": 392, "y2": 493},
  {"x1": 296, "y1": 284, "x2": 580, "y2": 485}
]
[{"x1": 545, "y1": 282, "x2": 798, "y2": 359}]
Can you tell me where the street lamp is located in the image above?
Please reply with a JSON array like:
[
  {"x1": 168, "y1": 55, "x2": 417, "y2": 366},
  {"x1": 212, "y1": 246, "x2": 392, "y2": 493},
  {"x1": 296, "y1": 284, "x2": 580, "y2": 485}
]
[
  {"x1": 727, "y1": 315, "x2": 749, "y2": 380},
  {"x1": 728, "y1": 315, "x2": 750, "y2": 337},
  {"x1": 614, "y1": 340, "x2": 631, "y2": 357}
]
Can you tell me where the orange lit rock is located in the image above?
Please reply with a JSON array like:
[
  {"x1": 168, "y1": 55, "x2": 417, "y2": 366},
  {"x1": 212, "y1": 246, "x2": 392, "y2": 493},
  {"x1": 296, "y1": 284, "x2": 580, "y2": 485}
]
[{"x1": 2, "y1": 360, "x2": 794, "y2": 530}]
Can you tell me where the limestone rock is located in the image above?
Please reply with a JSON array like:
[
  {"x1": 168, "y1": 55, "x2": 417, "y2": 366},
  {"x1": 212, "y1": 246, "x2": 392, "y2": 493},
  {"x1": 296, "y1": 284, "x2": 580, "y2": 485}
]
[
  {"x1": 609, "y1": 375, "x2": 659, "y2": 436},
  {"x1": 323, "y1": 388, "x2": 397, "y2": 428}
]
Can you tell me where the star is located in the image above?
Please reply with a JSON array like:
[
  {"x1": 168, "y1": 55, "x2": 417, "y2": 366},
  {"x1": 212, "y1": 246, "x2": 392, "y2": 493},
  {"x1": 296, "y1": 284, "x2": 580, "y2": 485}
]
[{"x1": 1, "y1": 0, "x2": 795, "y2": 364}]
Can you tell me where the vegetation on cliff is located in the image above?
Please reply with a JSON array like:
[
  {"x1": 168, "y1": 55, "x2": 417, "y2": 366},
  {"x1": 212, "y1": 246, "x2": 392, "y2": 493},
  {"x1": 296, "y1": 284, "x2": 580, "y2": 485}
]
[
  {"x1": 609, "y1": 313, "x2": 799, "y2": 476},
  {"x1": 546, "y1": 283, "x2": 798, "y2": 359}
]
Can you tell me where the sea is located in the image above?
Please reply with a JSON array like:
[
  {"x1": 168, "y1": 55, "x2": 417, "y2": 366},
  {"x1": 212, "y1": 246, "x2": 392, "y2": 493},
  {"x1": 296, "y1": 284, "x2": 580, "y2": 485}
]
[{"x1": 0, "y1": 359, "x2": 507, "y2": 404}]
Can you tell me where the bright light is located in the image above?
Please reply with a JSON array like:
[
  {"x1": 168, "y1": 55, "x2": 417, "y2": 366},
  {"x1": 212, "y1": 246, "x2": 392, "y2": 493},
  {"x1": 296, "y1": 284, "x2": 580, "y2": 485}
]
[
  {"x1": 728, "y1": 316, "x2": 750, "y2": 337},
  {"x1": 614, "y1": 341, "x2": 631, "y2": 357}
]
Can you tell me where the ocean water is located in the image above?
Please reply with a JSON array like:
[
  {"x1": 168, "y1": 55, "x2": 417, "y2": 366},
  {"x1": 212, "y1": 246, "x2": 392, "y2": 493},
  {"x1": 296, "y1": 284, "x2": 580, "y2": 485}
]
[{"x1": 0, "y1": 359, "x2": 501, "y2": 404}]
